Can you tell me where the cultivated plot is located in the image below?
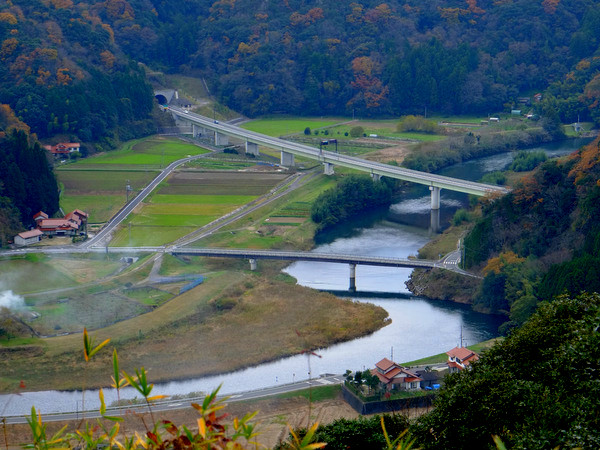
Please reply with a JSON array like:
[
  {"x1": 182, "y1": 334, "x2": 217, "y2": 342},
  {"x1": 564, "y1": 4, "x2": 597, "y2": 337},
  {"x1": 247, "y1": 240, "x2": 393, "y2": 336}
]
[
  {"x1": 58, "y1": 171, "x2": 157, "y2": 222},
  {"x1": 110, "y1": 172, "x2": 290, "y2": 247},
  {"x1": 76, "y1": 136, "x2": 210, "y2": 168}
]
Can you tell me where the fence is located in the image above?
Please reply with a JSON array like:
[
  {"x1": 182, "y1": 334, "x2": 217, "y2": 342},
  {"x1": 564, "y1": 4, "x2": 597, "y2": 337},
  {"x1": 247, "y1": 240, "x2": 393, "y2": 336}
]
[{"x1": 342, "y1": 384, "x2": 435, "y2": 415}]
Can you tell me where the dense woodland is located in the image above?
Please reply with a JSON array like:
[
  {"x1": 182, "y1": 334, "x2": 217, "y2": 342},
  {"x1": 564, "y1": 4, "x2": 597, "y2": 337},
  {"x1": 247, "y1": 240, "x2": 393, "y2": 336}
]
[
  {"x1": 410, "y1": 292, "x2": 600, "y2": 449},
  {"x1": 462, "y1": 136, "x2": 600, "y2": 329},
  {"x1": 310, "y1": 175, "x2": 394, "y2": 231},
  {"x1": 1, "y1": 0, "x2": 600, "y2": 144},
  {"x1": 0, "y1": 130, "x2": 59, "y2": 246}
]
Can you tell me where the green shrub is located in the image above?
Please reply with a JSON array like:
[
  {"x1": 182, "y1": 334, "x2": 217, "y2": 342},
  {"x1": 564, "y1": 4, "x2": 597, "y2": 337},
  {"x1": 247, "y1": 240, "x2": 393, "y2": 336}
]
[{"x1": 350, "y1": 126, "x2": 364, "y2": 138}]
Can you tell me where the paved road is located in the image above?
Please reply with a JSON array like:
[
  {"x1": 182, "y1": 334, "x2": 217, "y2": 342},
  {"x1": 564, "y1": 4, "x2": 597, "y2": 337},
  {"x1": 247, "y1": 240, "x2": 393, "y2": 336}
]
[
  {"x1": 170, "y1": 106, "x2": 510, "y2": 197},
  {"x1": 81, "y1": 152, "x2": 212, "y2": 249},
  {"x1": 2, "y1": 374, "x2": 346, "y2": 424}
]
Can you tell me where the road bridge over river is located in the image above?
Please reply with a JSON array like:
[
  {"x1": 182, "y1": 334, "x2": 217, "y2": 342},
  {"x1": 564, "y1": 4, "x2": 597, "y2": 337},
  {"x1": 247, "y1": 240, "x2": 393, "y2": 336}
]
[
  {"x1": 168, "y1": 106, "x2": 510, "y2": 210},
  {"x1": 11, "y1": 245, "x2": 466, "y2": 291}
]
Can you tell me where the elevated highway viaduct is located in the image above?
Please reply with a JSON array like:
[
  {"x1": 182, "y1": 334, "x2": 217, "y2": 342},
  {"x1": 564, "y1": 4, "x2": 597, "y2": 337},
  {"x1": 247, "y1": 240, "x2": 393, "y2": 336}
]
[{"x1": 168, "y1": 106, "x2": 510, "y2": 210}]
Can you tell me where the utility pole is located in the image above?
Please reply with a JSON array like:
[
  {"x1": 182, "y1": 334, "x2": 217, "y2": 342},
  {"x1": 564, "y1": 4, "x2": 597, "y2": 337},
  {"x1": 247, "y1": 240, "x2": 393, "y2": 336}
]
[{"x1": 126, "y1": 180, "x2": 132, "y2": 203}]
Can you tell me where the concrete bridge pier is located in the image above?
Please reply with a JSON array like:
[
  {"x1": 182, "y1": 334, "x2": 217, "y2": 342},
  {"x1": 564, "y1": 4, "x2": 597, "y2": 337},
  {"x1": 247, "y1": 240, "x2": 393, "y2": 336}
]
[
  {"x1": 215, "y1": 131, "x2": 229, "y2": 146},
  {"x1": 192, "y1": 124, "x2": 205, "y2": 138},
  {"x1": 371, "y1": 173, "x2": 381, "y2": 182},
  {"x1": 429, "y1": 186, "x2": 441, "y2": 210},
  {"x1": 430, "y1": 208, "x2": 440, "y2": 234},
  {"x1": 324, "y1": 162, "x2": 335, "y2": 175},
  {"x1": 281, "y1": 151, "x2": 295, "y2": 167},
  {"x1": 245, "y1": 141, "x2": 260, "y2": 156},
  {"x1": 349, "y1": 263, "x2": 356, "y2": 292},
  {"x1": 249, "y1": 258, "x2": 257, "y2": 271}
]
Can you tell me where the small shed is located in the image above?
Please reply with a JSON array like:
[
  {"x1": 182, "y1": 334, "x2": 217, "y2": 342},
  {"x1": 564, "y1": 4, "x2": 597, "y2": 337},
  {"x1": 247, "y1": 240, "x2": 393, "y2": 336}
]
[{"x1": 15, "y1": 229, "x2": 43, "y2": 246}]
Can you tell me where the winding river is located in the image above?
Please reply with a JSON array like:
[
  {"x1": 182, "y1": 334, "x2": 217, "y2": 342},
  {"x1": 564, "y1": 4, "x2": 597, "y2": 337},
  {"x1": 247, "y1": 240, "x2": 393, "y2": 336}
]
[{"x1": 0, "y1": 138, "x2": 590, "y2": 416}]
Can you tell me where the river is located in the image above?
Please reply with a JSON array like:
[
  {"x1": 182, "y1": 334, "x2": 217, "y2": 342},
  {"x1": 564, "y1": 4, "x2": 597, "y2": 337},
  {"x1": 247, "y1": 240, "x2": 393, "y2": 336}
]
[{"x1": 0, "y1": 138, "x2": 590, "y2": 416}]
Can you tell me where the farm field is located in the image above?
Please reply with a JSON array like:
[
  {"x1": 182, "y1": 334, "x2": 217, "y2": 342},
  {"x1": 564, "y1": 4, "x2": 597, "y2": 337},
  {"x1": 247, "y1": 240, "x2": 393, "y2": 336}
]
[
  {"x1": 326, "y1": 120, "x2": 446, "y2": 142},
  {"x1": 195, "y1": 174, "x2": 337, "y2": 250},
  {"x1": 0, "y1": 253, "x2": 129, "y2": 294},
  {"x1": 57, "y1": 171, "x2": 157, "y2": 222},
  {"x1": 5, "y1": 254, "x2": 165, "y2": 336},
  {"x1": 241, "y1": 117, "x2": 347, "y2": 136},
  {"x1": 0, "y1": 267, "x2": 388, "y2": 392},
  {"x1": 242, "y1": 117, "x2": 447, "y2": 143},
  {"x1": 0, "y1": 131, "x2": 399, "y2": 393},
  {"x1": 110, "y1": 171, "x2": 290, "y2": 247},
  {"x1": 57, "y1": 136, "x2": 209, "y2": 222},
  {"x1": 73, "y1": 136, "x2": 210, "y2": 167}
]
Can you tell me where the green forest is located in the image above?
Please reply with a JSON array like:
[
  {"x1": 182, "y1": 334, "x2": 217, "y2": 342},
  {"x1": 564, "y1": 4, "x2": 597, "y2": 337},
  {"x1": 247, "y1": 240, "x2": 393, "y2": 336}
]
[
  {"x1": 0, "y1": 130, "x2": 59, "y2": 246},
  {"x1": 1, "y1": 0, "x2": 600, "y2": 145},
  {"x1": 311, "y1": 175, "x2": 394, "y2": 231}
]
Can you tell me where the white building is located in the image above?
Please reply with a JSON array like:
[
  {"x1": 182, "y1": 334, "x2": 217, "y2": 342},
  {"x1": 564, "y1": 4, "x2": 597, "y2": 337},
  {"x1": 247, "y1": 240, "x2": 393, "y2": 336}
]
[{"x1": 14, "y1": 229, "x2": 43, "y2": 246}]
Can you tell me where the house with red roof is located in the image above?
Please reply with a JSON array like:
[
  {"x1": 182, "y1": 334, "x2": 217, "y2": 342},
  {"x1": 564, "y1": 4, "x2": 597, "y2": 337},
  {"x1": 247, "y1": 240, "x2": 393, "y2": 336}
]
[
  {"x1": 446, "y1": 347, "x2": 479, "y2": 373},
  {"x1": 371, "y1": 358, "x2": 422, "y2": 391},
  {"x1": 33, "y1": 211, "x2": 49, "y2": 222},
  {"x1": 14, "y1": 229, "x2": 43, "y2": 246},
  {"x1": 34, "y1": 210, "x2": 88, "y2": 237},
  {"x1": 43, "y1": 143, "x2": 81, "y2": 158}
]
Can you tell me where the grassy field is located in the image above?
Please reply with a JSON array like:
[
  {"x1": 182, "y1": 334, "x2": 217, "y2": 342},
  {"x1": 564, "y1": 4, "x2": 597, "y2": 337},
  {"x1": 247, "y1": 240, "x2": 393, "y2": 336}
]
[
  {"x1": 0, "y1": 253, "x2": 123, "y2": 295},
  {"x1": 242, "y1": 116, "x2": 446, "y2": 142},
  {"x1": 325, "y1": 120, "x2": 446, "y2": 142},
  {"x1": 77, "y1": 136, "x2": 209, "y2": 167},
  {"x1": 241, "y1": 118, "x2": 348, "y2": 136},
  {"x1": 0, "y1": 256, "x2": 77, "y2": 294},
  {"x1": 165, "y1": 74, "x2": 209, "y2": 100},
  {"x1": 0, "y1": 253, "x2": 168, "y2": 336},
  {"x1": 0, "y1": 269, "x2": 389, "y2": 392}
]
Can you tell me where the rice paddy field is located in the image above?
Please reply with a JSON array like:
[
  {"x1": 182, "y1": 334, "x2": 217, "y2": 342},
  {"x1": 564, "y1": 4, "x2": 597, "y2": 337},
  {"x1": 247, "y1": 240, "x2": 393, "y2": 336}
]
[
  {"x1": 57, "y1": 137, "x2": 210, "y2": 222},
  {"x1": 109, "y1": 171, "x2": 290, "y2": 247},
  {"x1": 196, "y1": 174, "x2": 337, "y2": 250}
]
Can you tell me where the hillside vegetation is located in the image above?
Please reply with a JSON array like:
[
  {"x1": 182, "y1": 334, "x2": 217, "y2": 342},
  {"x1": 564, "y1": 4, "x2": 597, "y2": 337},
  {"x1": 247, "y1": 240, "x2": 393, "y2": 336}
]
[
  {"x1": 450, "y1": 136, "x2": 600, "y2": 328},
  {"x1": 0, "y1": 130, "x2": 59, "y2": 244},
  {"x1": 1, "y1": 0, "x2": 600, "y2": 145},
  {"x1": 411, "y1": 291, "x2": 600, "y2": 449}
]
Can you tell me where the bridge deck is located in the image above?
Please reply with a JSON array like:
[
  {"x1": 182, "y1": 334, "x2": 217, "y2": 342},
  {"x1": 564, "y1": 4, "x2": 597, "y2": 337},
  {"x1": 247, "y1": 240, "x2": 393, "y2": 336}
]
[{"x1": 170, "y1": 107, "x2": 510, "y2": 197}]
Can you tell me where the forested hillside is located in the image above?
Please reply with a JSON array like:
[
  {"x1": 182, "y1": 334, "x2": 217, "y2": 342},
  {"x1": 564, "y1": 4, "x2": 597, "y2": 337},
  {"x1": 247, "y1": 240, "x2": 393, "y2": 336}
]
[
  {"x1": 0, "y1": 130, "x2": 59, "y2": 245},
  {"x1": 1, "y1": 0, "x2": 600, "y2": 144},
  {"x1": 0, "y1": 0, "x2": 155, "y2": 147},
  {"x1": 462, "y1": 136, "x2": 600, "y2": 329}
]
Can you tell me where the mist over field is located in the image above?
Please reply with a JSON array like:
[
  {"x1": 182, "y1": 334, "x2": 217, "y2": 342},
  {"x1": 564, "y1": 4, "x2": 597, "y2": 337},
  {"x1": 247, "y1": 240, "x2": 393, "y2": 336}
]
[{"x1": 0, "y1": 287, "x2": 25, "y2": 311}]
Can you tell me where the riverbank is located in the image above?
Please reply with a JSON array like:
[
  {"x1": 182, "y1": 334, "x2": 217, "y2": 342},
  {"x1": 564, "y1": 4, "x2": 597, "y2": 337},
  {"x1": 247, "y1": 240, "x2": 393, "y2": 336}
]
[
  {"x1": 403, "y1": 123, "x2": 575, "y2": 173},
  {"x1": 0, "y1": 266, "x2": 389, "y2": 393}
]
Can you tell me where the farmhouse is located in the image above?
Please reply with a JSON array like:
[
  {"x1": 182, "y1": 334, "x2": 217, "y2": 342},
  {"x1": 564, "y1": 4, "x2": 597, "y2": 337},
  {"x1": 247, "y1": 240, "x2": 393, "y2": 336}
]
[
  {"x1": 14, "y1": 229, "x2": 43, "y2": 246},
  {"x1": 44, "y1": 142, "x2": 81, "y2": 158},
  {"x1": 34, "y1": 209, "x2": 88, "y2": 237},
  {"x1": 446, "y1": 347, "x2": 479, "y2": 373},
  {"x1": 371, "y1": 358, "x2": 422, "y2": 391}
]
